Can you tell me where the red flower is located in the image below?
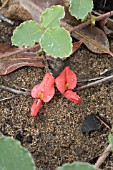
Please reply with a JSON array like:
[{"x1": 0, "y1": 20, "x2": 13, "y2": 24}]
[
  {"x1": 55, "y1": 66, "x2": 77, "y2": 94},
  {"x1": 55, "y1": 66, "x2": 81, "y2": 104},
  {"x1": 31, "y1": 73, "x2": 55, "y2": 117}
]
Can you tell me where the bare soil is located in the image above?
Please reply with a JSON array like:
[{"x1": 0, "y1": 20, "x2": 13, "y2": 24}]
[{"x1": 0, "y1": 21, "x2": 113, "y2": 170}]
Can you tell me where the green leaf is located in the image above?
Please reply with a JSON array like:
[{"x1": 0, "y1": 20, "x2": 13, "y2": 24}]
[
  {"x1": 40, "y1": 5, "x2": 65, "y2": 29},
  {"x1": 56, "y1": 161, "x2": 100, "y2": 170},
  {"x1": 69, "y1": 0, "x2": 93, "y2": 20},
  {"x1": 0, "y1": 135, "x2": 36, "y2": 170},
  {"x1": 108, "y1": 134, "x2": 113, "y2": 151},
  {"x1": 12, "y1": 20, "x2": 44, "y2": 47},
  {"x1": 40, "y1": 27, "x2": 72, "y2": 58}
]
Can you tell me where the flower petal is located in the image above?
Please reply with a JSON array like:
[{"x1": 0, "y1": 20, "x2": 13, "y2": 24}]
[
  {"x1": 41, "y1": 73, "x2": 55, "y2": 101},
  {"x1": 55, "y1": 68, "x2": 66, "y2": 94},
  {"x1": 40, "y1": 73, "x2": 55, "y2": 92},
  {"x1": 65, "y1": 66, "x2": 77, "y2": 90},
  {"x1": 31, "y1": 84, "x2": 40, "y2": 98},
  {"x1": 31, "y1": 99, "x2": 42, "y2": 117},
  {"x1": 64, "y1": 90, "x2": 81, "y2": 104},
  {"x1": 42, "y1": 86, "x2": 55, "y2": 102}
]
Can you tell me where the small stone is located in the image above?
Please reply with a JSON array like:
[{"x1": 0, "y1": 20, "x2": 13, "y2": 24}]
[
  {"x1": 26, "y1": 135, "x2": 32, "y2": 143},
  {"x1": 82, "y1": 113, "x2": 99, "y2": 134},
  {"x1": 15, "y1": 132, "x2": 23, "y2": 142}
]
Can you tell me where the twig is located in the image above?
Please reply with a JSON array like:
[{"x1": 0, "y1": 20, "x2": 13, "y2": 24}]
[
  {"x1": 100, "y1": 67, "x2": 113, "y2": 76},
  {"x1": 0, "y1": 44, "x2": 40, "y2": 59},
  {"x1": 0, "y1": 13, "x2": 14, "y2": 25},
  {"x1": 78, "y1": 76, "x2": 104, "y2": 83},
  {"x1": 96, "y1": 115, "x2": 111, "y2": 129},
  {"x1": 95, "y1": 144, "x2": 112, "y2": 168},
  {"x1": 0, "y1": 0, "x2": 9, "y2": 9},
  {"x1": 0, "y1": 95, "x2": 18, "y2": 102},
  {"x1": 69, "y1": 11, "x2": 113, "y2": 33},
  {"x1": 77, "y1": 74, "x2": 113, "y2": 90},
  {"x1": 0, "y1": 85, "x2": 30, "y2": 96}
]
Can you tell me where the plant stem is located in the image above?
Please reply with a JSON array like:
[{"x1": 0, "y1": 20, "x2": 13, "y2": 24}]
[
  {"x1": 95, "y1": 144, "x2": 112, "y2": 168},
  {"x1": 0, "y1": 44, "x2": 40, "y2": 59},
  {"x1": 92, "y1": 10, "x2": 113, "y2": 23},
  {"x1": 77, "y1": 74, "x2": 113, "y2": 90},
  {"x1": 68, "y1": 11, "x2": 113, "y2": 33}
]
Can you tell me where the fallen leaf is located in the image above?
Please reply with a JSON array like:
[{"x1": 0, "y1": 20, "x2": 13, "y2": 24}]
[
  {"x1": 0, "y1": 44, "x2": 44, "y2": 75},
  {"x1": 72, "y1": 38, "x2": 85, "y2": 53},
  {"x1": 73, "y1": 26, "x2": 113, "y2": 55},
  {"x1": 62, "y1": 21, "x2": 113, "y2": 55},
  {"x1": 98, "y1": 17, "x2": 113, "y2": 38}
]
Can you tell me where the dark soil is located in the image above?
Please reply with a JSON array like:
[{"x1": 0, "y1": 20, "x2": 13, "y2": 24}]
[{"x1": 0, "y1": 21, "x2": 113, "y2": 170}]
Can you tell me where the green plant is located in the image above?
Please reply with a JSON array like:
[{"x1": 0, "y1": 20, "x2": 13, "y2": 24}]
[
  {"x1": 56, "y1": 162, "x2": 99, "y2": 170},
  {"x1": 0, "y1": 134, "x2": 36, "y2": 170},
  {"x1": 12, "y1": 5, "x2": 72, "y2": 58},
  {"x1": 11, "y1": 1, "x2": 94, "y2": 58},
  {"x1": 69, "y1": 0, "x2": 93, "y2": 20}
]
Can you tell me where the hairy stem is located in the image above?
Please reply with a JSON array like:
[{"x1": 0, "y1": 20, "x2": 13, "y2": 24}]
[{"x1": 69, "y1": 11, "x2": 113, "y2": 33}]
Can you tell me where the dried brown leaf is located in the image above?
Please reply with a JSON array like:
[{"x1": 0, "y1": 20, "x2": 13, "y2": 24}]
[
  {"x1": 62, "y1": 21, "x2": 113, "y2": 55},
  {"x1": 0, "y1": 44, "x2": 44, "y2": 75},
  {"x1": 73, "y1": 26, "x2": 113, "y2": 55},
  {"x1": 72, "y1": 38, "x2": 85, "y2": 53},
  {"x1": 98, "y1": 17, "x2": 113, "y2": 38}
]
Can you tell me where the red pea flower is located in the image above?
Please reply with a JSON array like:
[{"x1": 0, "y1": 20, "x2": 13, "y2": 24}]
[
  {"x1": 31, "y1": 73, "x2": 55, "y2": 117},
  {"x1": 55, "y1": 66, "x2": 81, "y2": 104}
]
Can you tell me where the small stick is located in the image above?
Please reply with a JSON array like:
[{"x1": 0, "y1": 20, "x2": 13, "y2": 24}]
[
  {"x1": 78, "y1": 76, "x2": 104, "y2": 83},
  {"x1": 0, "y1": 85, "x2": 30, "y2": 96},
  {"x1": 77, "y1": 74, "x2": 113, "y2": 90},
  {"x1": 0, "y1": 95, "x2": 18, "y2": 102},
  {"x1": 0, "y1": 13, "x2": 14, "y2": 25},
  {"x1": 0, "y1": 0, "x2": 9, "y2": 8},
  {"x1": 0, "y1": 44, "x2": 40, "y2": 59},
  {"x1": 96, "y1": 115, "x2": 111, "y2": 129},
  {"x1": 95, "y1": 144, "x2": 112, "y2": 168}
]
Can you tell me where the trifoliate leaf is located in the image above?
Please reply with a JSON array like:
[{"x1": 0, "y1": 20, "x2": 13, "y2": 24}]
[
  {"x1": 69, "y1": 0, "x2": 93, "y2": 20},
  {"x1": 108, "y1": 134, "x2": 113, "y2": 151},
  {"x1": 40, "y1": 5, "x2": 65, "y2": 29},
  {"x1": 12, "y1": 20, "x2": 44, "y2": 47},
  {"x1": 40, "y1": 27, "x2": 72, "y2": 58},
  {"x1": 56, "y1": 161, "x2": 100, "y2": 170}
]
